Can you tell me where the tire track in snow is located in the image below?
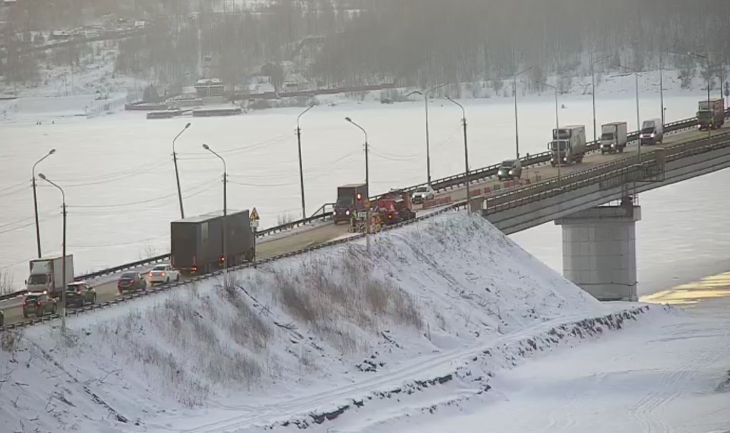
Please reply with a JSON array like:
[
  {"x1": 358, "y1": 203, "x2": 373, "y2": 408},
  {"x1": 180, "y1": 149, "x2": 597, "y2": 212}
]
[
  {"x1": 172, "y1": 310, "x2": 633, "y2": 433},
  {"x1": 628, "y1": 320, "x2": 730, "y2": 433}
]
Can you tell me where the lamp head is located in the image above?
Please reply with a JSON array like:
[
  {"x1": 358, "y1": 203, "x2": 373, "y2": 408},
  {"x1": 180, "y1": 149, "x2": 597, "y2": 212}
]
[
  {"x1": 38, "y1": 173, "x2": 47, "y2": 180},
  {"x1": 202, "y1": 143, "x2": 210, "y2": 150},
  {"x1": 185, "y1": 123, "x2": 191, "y2": 128},
  {"x1": 345, "y1": 117, "x2": 352, "y2": 123},
  {"x1": 48, "y1": 149, "x2": 56, "y2": 155}
]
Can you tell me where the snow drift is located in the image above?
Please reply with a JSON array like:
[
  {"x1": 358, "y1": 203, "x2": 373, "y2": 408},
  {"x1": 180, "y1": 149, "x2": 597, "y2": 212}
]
[{"x1": 0, "y1": 212, "x2": 636, "y2": 433}]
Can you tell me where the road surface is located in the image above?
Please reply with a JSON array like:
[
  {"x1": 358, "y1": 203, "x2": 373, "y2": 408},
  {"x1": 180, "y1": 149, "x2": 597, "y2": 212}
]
[{"x1": 2, "y1": 124, "x2": 726, "y2": 326}]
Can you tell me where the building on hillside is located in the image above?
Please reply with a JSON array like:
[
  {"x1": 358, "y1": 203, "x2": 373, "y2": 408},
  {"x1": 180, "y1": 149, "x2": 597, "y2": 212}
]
[{"x1": 281, "y1": 72, "x2": 310, "y2": 93}]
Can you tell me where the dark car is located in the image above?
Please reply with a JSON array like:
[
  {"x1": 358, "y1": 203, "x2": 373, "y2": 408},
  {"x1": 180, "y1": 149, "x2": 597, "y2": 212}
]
[
  {"x1": 0, "y1": 310, "x2": 4, "y2": 327},
  {"x1": 22, "y1": 292, "x2": 57, "y2": 318},
  {"x1": 65, "y1": 282, "x2": 96, "y2": 308},
  {"x1": 117, "y1": 272, "x2": 146, "y2": 294}
]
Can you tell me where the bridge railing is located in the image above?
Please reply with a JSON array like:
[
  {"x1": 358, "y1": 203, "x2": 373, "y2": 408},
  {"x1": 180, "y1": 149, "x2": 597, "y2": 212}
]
[
  {"x1": 3, "y1": 110, "x2": 720, "y2": 303},
  {"x1": 483, "y1": 134, "x2": 730, "y2": 215}
]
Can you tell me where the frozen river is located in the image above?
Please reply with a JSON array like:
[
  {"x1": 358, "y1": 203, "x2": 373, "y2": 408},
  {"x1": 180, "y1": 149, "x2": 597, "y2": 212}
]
[{"x1": 1, "y1": 89, "x2": 729, "y2": 294}]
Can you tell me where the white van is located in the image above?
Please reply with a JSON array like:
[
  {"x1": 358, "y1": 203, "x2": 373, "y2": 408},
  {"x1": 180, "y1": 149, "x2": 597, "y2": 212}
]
[{"x1": 639, "y1": 119, "x2": 663, "y2": 145}]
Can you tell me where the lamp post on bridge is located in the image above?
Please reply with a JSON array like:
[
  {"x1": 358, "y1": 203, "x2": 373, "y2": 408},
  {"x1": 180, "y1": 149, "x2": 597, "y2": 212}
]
[
  {"x1": 513, "y1": 67, "x2": 533, "y2": 159},
  {"x1": 445, "y1": 97, "x2": 470, "y2": 211},
  {"x1": 37, "y1": 173, "x2": 66, "y2": 335},
  {"x1": 542, "y1": 82, "x2": 562, "y2": 186},
  {"x1": 591, "y1": 55, "x2": 613, "y2": 145},
  {"x1": 406, "y1": 83, "x2": 449, "y2": 186},
  {"x1": 32, "y1": 149, "x2": 56, "y2": 258},
  {"x1": 172, "y1": 123, "x2": 191, "y2": 220},
  {"x1": 296, "y1": 104, "x2": 315, "y2": 219},
  {"x1": 688, "y1": 51, "x2": 712, "y2": 141},
  {"x1": 344, "y1": 117, "x2": 371, "y2": 254},
  {"x1": 618, "y1": 65, "x2": 642, "y2": 166},
  {"x1": 202, "y1": 143, "x2": 228, "y2": 279}
]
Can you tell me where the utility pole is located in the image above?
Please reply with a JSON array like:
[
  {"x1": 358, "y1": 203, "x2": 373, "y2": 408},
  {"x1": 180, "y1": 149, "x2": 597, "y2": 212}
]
[
  {"x1": 296, "y1": 105, "x2": 315, "y2": 219},
  {"x1": 32, "y1": 149, "x2": 56, "y2": 258},
  {"x1": 172, "y1": 123, "x2": 191, "y2": 219}
]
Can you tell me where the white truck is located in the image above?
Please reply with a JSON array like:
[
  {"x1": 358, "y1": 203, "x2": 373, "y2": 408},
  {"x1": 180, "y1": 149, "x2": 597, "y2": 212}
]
[
  {"x1": 26, "y1": 255, "x2": 74, "y2": 298},
  {"x1": 549, "y1": 125, "x2": 586, "y2": 166},
  {"x1": 600, "y1": 122, "x2": 628, "y2": 154}
]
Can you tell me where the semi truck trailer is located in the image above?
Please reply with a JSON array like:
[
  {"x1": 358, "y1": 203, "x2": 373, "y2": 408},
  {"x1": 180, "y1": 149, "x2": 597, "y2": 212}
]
[{"x1": 171, "y1": 210, "x2": 255, "y2": 275}]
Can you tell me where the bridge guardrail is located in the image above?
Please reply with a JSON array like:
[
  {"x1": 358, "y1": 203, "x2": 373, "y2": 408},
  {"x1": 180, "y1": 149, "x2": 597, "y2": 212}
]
[
  {"x1": 482, "y1": 129, "x2": 730, "y2": 209},
  {"x1": 0, "y1": 204, "x2": 465, "y2": 331},
  {"x1": 484, "y1": 134, "x2": 730, "y2": 215},
  {"x1": 4, "y1": 110, "x2": 722, "y2": 303},
  {"x1": 6, "y1": 128, "x2": 730, "y2": 331}
]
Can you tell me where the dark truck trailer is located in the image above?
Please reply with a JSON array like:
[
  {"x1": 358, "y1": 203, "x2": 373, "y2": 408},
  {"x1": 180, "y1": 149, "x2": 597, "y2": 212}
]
[
  {"x1": 333, "y1": 183, "x2": 368, "y2": 224},
  {"x1": 171, "y1": 210, "x2": 255, "y2": 275}
]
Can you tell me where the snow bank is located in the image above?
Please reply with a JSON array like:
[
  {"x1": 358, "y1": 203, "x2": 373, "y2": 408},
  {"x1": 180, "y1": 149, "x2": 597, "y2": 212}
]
[{"x1": 0, "y1": 212, "x2": 620, "y2": 432}]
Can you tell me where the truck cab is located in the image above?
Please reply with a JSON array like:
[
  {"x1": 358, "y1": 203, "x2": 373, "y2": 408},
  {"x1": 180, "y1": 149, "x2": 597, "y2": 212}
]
[{"x1": 333, "y1": 183, "x2": 368, "y2": 224}]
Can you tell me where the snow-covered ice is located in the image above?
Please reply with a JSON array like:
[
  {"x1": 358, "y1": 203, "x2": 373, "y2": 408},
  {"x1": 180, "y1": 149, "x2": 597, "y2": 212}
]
[{"x1": 0, "y1": 211, "x2": 634, "y2": 433}]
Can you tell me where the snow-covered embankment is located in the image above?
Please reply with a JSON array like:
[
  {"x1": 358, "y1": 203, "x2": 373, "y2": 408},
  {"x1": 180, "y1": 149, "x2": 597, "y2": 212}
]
[{"x1": 0, "y1": 212, "x2": 658, "y2": 433}]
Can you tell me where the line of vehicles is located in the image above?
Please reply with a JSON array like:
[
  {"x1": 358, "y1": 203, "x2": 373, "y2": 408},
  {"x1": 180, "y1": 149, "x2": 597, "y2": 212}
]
[
  {"x1": 6, "y1": 97, "x2": 725, "y2": 326},
  {"x1": 333, "y1": 184, "x2": 419, "y2": 231}
]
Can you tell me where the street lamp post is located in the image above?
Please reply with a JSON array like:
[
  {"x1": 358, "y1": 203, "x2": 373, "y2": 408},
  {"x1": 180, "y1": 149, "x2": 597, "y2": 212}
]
[
  {"x1": 296, "y1": 105, "x2": 315, "y2": 219},
  {"x1": 513, "y1": 67, "x2": 533, "y2": 159},
  {"x1": 344, "y1": 117, "x2": 370, "y2": 254},
  {"x1": 37, "y1": 173, "x2": 66, "y2": 335},
  {"x1": 406, "y1": 83, "x2": 448, "y2": 185},
  {"x1": 202, "y1": 144, "x2": 228, "y2": 278},
  {"x1": 659, "y1": 51, "x2": 665, "y2": 126},
  {"x1": 32, "y1": 149, "x2": 56, "y2": 258},
  {"x1": 688, "y1": 51, "x2": 712, "y2": 140},
  {"x1": 591, "y1": 55, "x2": 613, "y2": 145},
  {"x1": 619, "y1": 65, "x2": 642, "y2": 164},
  {"x1": 172, "y1": 123, "x2": 191, "y2": 220},
  {"x1": 542, "y1": 83, "x2": 562, "y2": 185},
  {"x1": 445, "y1": 97, "x2": 470, "y2": 210}
]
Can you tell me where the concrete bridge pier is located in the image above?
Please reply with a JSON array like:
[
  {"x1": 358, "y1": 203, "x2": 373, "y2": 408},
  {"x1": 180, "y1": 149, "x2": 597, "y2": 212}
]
[{"x1": 555, "y1": 202, "x2": 641, "y2": 302}]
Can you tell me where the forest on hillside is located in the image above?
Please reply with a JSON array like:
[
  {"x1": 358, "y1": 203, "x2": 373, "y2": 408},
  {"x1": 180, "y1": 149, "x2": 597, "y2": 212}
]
[{"x1": 4, "y1": 0, "x2": 730, "y2": 90}]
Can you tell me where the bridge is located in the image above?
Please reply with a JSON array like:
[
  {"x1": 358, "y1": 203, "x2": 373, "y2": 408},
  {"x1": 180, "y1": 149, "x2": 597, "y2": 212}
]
[{"x1": 2, "y1": 111, "x2": 729, "y2": 329}]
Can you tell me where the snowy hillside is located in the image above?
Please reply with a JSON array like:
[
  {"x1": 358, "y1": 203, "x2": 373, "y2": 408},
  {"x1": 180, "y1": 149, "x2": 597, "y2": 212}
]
[{"x1": 0, "y1": 212, "x2": 656, "y2": 433}]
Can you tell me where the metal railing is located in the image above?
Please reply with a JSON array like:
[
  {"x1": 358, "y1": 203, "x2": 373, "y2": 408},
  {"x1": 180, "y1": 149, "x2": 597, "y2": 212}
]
[
  {"x1": 483, "y1": 134, "x2": 730, "y2": 215},
  {"x1": 6, "y1": 129, "x2": 730, "y2": 331},
  {"x1": 3, "y1": 110, "x2": 721, "y2": 304}
]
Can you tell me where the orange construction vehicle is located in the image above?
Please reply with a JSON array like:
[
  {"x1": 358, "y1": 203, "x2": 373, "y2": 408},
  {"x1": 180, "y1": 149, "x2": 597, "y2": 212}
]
[{"x1": 374, "y1": 189, "x2": 416, "y2": 226}]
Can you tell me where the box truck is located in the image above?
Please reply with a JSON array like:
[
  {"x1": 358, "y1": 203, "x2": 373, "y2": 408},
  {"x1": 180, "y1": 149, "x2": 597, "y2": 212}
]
[
  {"x1": 26, "y1": 255, "x2": 74, "y2": 298},
  {"x1": 549, "y1": 125, "x2": 586, "y2": 165},
  {"x1": 697, "y1": 98, "x2": 725, "y2": 130},
  {"x1": 600, "y1": 122, "x2": 628, "y2": 154}
]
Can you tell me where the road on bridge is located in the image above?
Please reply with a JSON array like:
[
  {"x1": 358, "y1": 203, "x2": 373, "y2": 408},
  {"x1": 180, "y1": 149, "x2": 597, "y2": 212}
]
[{"x1": 2, "y1": 123, "x2": 726, "y2": 326}]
